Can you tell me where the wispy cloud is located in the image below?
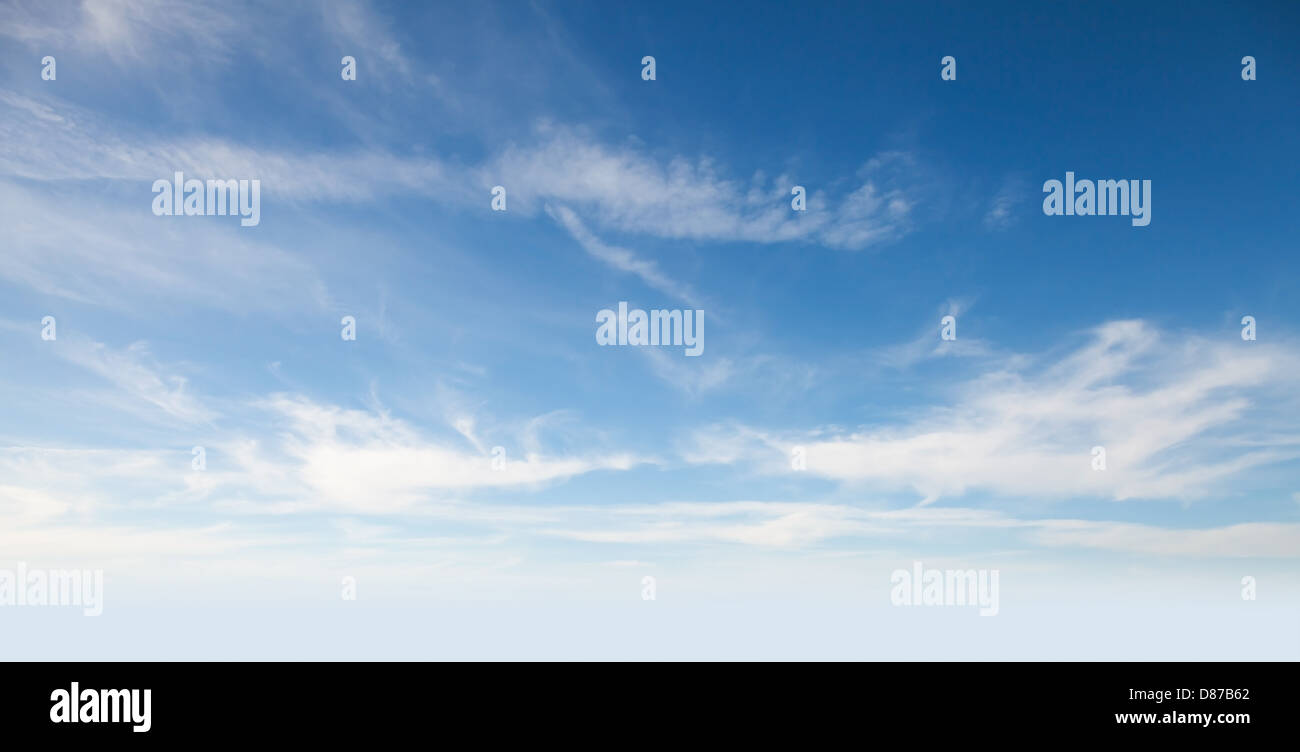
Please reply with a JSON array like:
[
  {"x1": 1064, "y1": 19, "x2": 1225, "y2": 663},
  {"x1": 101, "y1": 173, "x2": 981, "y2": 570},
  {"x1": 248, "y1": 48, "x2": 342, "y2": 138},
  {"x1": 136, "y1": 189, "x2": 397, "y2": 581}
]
[
  {"x1": 0, "y1": 0, "x2": 241, "y2": 62},
  {"x1": 686, "y1": 320, "x2": 1300, "y2": 505},
  {"x1": 871, "y1": 298, "x2": 994, "y2": 370},
  {"x1": 0, "y1": 89, "x2": 922, "y2": 254},
  {"x1": 492, "y1": 127, "x2": 920, "y2": 250},
  {"x1": 214, "y1": 395, "x2": 644, "y2": 513},
  {"x1": 55, "y1": 338, "x2": 218, "y2": 425},
  {"x1": 544, "y1": 498, "x2": 1300, "y2": 557},
  {"x1": 0, "y1": 179, "x2": 328, "y2": 311},
  {"x1": 546, "y1": 204, "x2": 702, "y2": 305},
  {"x1": 983, "y1": 176, "x2": 1022, "y2": 230},
  {"x1": 0, "y1": 91, "x2": 459, "y2": 200}
]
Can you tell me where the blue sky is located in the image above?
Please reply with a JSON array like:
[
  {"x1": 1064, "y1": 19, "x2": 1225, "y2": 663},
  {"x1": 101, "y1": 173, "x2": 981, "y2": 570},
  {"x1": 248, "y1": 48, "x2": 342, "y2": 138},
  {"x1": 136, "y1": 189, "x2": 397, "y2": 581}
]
[{"x1": 0, "y1": 0, "x2": 1298, "y2": 659}]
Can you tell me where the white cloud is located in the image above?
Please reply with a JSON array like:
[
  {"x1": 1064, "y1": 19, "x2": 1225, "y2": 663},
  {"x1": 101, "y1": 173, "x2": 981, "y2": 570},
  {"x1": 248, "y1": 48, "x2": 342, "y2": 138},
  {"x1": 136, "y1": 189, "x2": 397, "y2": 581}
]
[
  {"x1": 55, "y1": 338, "x2": 218, "y2": 425},
  {"x1": 492, "y1": 127, "x2": 918, "y2": 250},
  {"x1": 317, "y1": 1, "x2": 413, "y2": 82},
  {"x1": 0, "y1": 0, "x2": 240, "y2": 61},
  {"x1": 0, "y1": 94, "x2": 458, "y2": 202},
  {"x1": 686, "y1": 320, "x2": 1300, "y2": 505},
  {"x1": 0, "y1": 87, "x2": 922, "y2": 255},
  {"x1": 983, "y1": 180, "x2": 1020, "y2": 229},
  {"x1": 543, "y1": 498, "x2": 1300, "y2": 557},
  {"x1": 871, "y1": 298, "x2": 993, "y2": 369},
  {"x1": 1030, "y1": 519, "x2": 1300, "y2": 558},
  {"x1": 640, "y1": 347, "x2": 735, "y2": 395},
  {"x1": 546, "y1": 204, "x2": 702, "y2": 304},
  {"x1": 220, "y1": 395, "x2": 643, "y2": 513},
  {"x1": 0, "y1": 179, "x2": 328, "y2": 311}
]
